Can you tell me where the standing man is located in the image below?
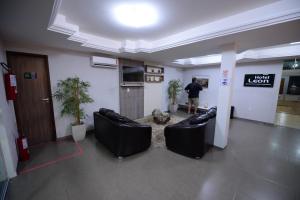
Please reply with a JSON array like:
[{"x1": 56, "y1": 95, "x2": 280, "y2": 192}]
[{"x1": 185, "y1": 77, "x2": 203, "y2": 114}]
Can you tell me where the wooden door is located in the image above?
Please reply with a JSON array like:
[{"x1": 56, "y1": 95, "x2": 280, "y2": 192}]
[
  {"x1": 119, "y1": 58, "x2": 144, "y2": 119},
  {"x1": 7, "y1": 52, "x2": 56, "y2": 146},
  {"x1": 279, "y1": 78, "x2": 285, "y2": 94},
  {"x1": 120, "y1": 86, "x2": 144, "y2": 119}
]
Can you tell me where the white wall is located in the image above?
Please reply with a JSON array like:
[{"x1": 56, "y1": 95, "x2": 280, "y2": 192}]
[
  {"x1": 5, "y1": 44, "x2": 120, "y2": 138},
  {"x1": 162, "y1": 66, "x2": 183, "y2": 112},
  {"x1": 144, "y1": 82, "x2": 163, "y2": 116},
  {"x1": 182, "y1": 66, "x2": 220, "y2": 107},
  {"x1": 0, "y1": 40, "x2": 18, "y2": 178},
  {"x1": 232, "y1": 61, "x2": 282, "y2": 123},
  {"x1": 181, "y1": 61, "x2": 282, "y2": 124},
  {"x1": 4, "y1": 43, "x2": 283, "y2": 139}
]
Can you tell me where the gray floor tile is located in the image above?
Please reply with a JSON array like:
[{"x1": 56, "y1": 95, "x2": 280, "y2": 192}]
[{"x1": 6, "y1": 118, "x2": 300, "y2": 200}]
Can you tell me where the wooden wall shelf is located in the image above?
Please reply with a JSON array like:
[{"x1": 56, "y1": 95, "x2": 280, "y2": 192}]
[{"x1": 145, "y1": 65, "x2": 164, "y2": 83}]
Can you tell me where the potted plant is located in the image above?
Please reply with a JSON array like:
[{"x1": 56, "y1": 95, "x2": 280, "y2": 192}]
[
  {"x1": 168, "y1": 79, "x2": 182, "y2": 113},
  {"x1": 54, "y1": 77, "x2": 93, "y2": 142}
]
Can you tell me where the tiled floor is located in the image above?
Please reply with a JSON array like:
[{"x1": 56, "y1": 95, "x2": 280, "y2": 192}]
[
  {"x1": 274, "y1": 112, "x2": 300, "y2": 130},
  {"x1": 275, "y1": 100, "x2": 300, "y2": 130},
  {"x1": 18, "y1": 140, "x2": 81, "y2": 174},
  {"x1": 7, "y1": 118, "x2": 300, "y2": 200},
  {"x1": 277, "y1": 100, "x2": 300, "y2": 115}
]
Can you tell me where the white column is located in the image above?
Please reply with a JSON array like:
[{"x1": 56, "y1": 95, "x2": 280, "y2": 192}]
[{"x1": 214, "y1": 43, "x2": 236, "y2": 148}]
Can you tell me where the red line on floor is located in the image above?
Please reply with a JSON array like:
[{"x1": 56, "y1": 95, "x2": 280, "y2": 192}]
[
  {"x1": 19, "y1": 142, "x2": 83, "y2": 175},
  {"x1": 29, "y1": 139, "x2": 68, "y2": 149}
]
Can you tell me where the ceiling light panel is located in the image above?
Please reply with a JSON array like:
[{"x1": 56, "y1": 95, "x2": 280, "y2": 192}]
[{"x1": 113, "y1": 3, "x2": 158, "y2": 28}]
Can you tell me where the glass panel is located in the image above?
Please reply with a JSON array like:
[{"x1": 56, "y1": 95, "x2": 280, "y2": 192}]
[
  {"x1": 283, "y1": 59, "x2": 300, "y2": 70},
  {"x1": 0, "y1": 142, "x2": 8, "y2": 200},
  {"x1": 0, "y1": 144, "x2": 7, "y2": 182}
]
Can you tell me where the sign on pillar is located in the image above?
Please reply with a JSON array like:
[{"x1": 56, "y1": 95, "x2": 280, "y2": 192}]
[{"x1": 214, "y1": 43, "x2": 236, "y2": 149}]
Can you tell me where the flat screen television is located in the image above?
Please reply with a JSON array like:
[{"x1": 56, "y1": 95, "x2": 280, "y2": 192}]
[{"x1": 122, "y1": 66, "x2": 144, "y2": 83}]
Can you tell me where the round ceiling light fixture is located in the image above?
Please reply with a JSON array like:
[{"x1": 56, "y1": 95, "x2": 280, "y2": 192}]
[{"x1": 113, "y1": 3, "x2": 158, "y2": 28}]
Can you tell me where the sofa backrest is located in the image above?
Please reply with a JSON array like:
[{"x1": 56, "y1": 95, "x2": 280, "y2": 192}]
[
  {"x1": 189, "y1": 114, "x2": 210, "y2": 125},
  {"x1": 99, "y1": 108, "x2": 138, "y2": 125},
  {"x1": 207, "y1": 107, "x2": 217, "y2": 118},
  {"x1": 99, "y1": 108, "x2": 114, "y2": 115},
  {"x1": 189, "y1": 107, "x2": 217, "y2": 125}
]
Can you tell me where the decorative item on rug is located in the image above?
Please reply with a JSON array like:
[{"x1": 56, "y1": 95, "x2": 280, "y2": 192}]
[
  {"x1": 136, "y1": 114, "x2": 185, "y2": 148},
  {"x1": 152, "y1": 109, "x2": 170, "y2": 124}
]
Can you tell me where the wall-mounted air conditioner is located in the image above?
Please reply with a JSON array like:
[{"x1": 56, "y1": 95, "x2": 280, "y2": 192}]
[{"x1": 91, "y1": 56, "x2": 118, "y2": 69}]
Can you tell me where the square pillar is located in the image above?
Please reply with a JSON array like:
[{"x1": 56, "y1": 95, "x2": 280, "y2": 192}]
[{"x1": 214, "y1": 43, "x2": 236, "y2": 148}]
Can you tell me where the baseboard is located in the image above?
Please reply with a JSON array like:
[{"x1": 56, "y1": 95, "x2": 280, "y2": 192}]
[
  {"x1": 56, "y1": 135, "x2": 72, "y2": 142},
  {"x1": 233, "y1": 117, "x2": 275, "y2": 127},
  {"x1": 56, "y1": 129, "x2": 95, "y2": 142}
]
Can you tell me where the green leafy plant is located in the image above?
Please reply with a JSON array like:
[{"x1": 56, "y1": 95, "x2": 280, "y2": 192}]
[
  {"x1": 168, "y1": 79, "x2": 182, "y2": 105},
  {"x1": 54, "y1": 77, "x2": 93, "y2": 126}
]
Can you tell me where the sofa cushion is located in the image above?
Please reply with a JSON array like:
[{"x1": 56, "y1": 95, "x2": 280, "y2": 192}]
[
  {"x1": 105, "y1": 112, "x2": 135, "y2": 124},
  {"x1": 189, "y1": 114, "x2": 210, "y2": 125},
  {"x1": 99, "y1": 108, "x2": 114, "y2": 115}
]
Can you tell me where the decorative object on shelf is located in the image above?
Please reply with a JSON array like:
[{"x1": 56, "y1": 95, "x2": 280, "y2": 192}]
[
  {"x1": 168, "y1": 79, "x2": 183, "y2": 113},
  {"x1": 54, "y1": 77, "x2": 94, "y2": 142},
  {"x1": 145, "y1": 65, "x2": 164, "y2": 83},
  {"x1": 152, "y1": 109, "x2": 170, "y2": 124}
]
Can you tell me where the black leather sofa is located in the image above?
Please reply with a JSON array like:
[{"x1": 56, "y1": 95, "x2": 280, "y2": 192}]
[
  {"x1": 164, "y1": 107, "x2": 217, "y2": 159},
  {"x1": 94, "y1": 108, "x2": 152, "y2": 157}
]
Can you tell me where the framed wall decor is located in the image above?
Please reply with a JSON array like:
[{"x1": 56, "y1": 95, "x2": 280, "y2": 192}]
[
  {"x1": 244, "y1": 74, "x2": 275, "y2": 88},
  {"x1": 195, "y1": 76, "x2": 209, "y2": 89}
]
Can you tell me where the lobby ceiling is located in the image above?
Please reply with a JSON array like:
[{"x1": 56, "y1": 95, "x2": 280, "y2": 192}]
[
  {"x1": 59, "y1": 0, "x2": 278, "y2": 41},
  {"x1": 0, "y1": 0, "x2": 300, "y2": 67}
]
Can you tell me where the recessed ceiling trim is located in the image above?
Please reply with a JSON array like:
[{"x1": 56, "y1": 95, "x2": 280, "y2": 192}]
[
  {"x1": 48, "y1": 0, "x2": 62, "y2": 28},
  {"x1": 48, "y1": 0, "x2": 300, "y2": 54},
  {"x1": 152, "y1": 7, "x2": 300, "y2": 52},
  {"x1": 48, "y1": 14, "x2": 78, "y2": 35},
  {"x1": 175, "y1": 44, "x2": 300, "y2": 67},
  {"x1": 68, "y1": 33, "x2": 88, "y2": 44}
]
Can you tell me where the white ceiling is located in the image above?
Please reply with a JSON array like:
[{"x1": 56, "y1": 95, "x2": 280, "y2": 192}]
[
  {"x1": 59, "y1": 0, "x2": 278, "y2": 41},
  {"x1": 0, "y1": 0, "x2": 300, "y2": 67}
]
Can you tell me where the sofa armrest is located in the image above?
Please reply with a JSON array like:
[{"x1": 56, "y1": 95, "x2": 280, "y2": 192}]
[
  {"x1": 164, "y1": 124, "x2": 208, "y2": 158},
  {"x1": 117, "y1": 124, "x2": 152, "y2": 156},
  {"x1": 94, "y1": 112, "x2": 121, "y2": 152}
]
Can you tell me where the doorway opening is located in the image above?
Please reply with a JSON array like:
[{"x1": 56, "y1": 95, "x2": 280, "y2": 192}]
[{"x1": 275, "y1": 58, "x2": 300, "y2": 130}]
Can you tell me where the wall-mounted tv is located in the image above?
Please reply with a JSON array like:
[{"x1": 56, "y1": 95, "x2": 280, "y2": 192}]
[{"x1": 122, "y1": 66, "x2": 144, "y2": 83}]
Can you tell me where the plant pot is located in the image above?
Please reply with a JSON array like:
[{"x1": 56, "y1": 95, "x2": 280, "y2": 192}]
[
  {"x1": 71, "y1": 123, "x2": 86, "y2": 142},
  {"x1": 169, "y1": 104, "x2": 178, "y2": 113}
]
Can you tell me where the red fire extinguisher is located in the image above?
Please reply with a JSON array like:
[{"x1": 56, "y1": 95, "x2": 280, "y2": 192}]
[
  {"x1": 1, "y1": 63, "x2": 17, "y2": 101},
  {"x1": 17, "y1": 136, "x2": 30, "y2": 161}
]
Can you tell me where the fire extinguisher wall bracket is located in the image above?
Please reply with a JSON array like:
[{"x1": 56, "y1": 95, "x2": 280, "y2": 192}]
[{"x1": 0, "y1": 62, "x2": 9, "y2": 71}]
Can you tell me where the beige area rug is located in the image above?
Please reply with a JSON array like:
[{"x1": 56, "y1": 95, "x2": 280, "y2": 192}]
[{"x1": 136, "y1": 115, "x2": 186, "y2": 148}]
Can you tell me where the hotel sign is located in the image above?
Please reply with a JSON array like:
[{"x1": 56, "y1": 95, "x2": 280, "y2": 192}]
[{"x1": 244, "y1": 74, "x2": 275, "y2": 88}]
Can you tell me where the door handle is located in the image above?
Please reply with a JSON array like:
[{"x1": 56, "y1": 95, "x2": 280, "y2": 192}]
[{"x1": 41, "y1": 98, "x2": 49, "y2": 102}]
